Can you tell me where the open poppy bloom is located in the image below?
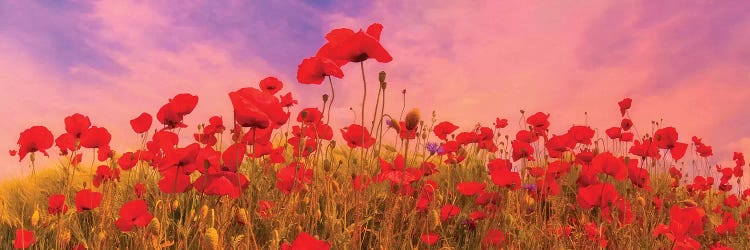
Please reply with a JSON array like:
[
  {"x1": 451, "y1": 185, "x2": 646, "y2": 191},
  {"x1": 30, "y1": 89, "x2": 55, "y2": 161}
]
[
  {"x1": 276, "y1": 163, "x2": 313, "y2": 194},
  {"x1": 48, "y1": 194, "x2": 68, "y2": 215},
  {"x1": 495, "y1": 118, "x2": 508, "y2": 128},
  {"x1": 80, "y1": 126, "x2": 112, "y2": 149},
  {"x1": 590, "y1": 152, "x2": 628, "y2": 181},
  {"x1": 434, "y1": 121, "x2": 459, "y2": 141},
  {"x1": 321, "y1": 23, "x2": 392, "y2": 63},
  {"x1": 341, "y1": 124, "x2": 375, "y2": 148},
  {"x1": 16, "y1": 125, "x2": 54, "y2": 162},
  {"x1": 64, "y1": 113, "x2": 91, "y2": 138},
  {"x1": 75, "y1": 189, "x2": 103, "y2": 212},
  {"x1": 281, "y1": 232, "x2": 330, "y2": 250},
  {"x1": 420, "y1": 233, "x2": 440, "y2": 246},
  {"x1": 156, "y1": 93, "x2": 199, "y2": 129},
  {"x1": 653, "y1": 127, "x2": 688, "y2": 160},
  {"x1": 297, "y1": 56, "x2": 344, "y2": 84},
  {"x1": 130, "y1": 112, "x2": 152, "y2": 134},
  {"x1": 457, "y1": 182, "x2": 486, "y2": 196},
  {"x1": 115, "y1": 200, "x2": 153, "y2": 232},
  {"x1": 194, "y1": 171, "x2": 249, "y2": 198},
  {"x1": 482, "y1": 229, "x2": 506, "y2": 247},
  {"x1": 577, "y1": 183, "x2": 619, "y2": 209},
  {"x1": 229, "y1": 87, "x2": 289, "y2": 129},
  {"x1": 14, "y1": 229, "x2": 35, "y2": 249},
  {"x1": 653, "y1": 205, "x2": 706, "y2": 249},
  {"x1": 259, "y1": 76, "x2": 284, "y2": 95},
  {"x1": 618, "y1": 98, "x2": 632, "y2": 116},
  {"x1": 440, "y1": 204, "x2": 461, "y2": 221},
  {"x1": 526, "y1": 112, "x2": 550, "y2": 133}
]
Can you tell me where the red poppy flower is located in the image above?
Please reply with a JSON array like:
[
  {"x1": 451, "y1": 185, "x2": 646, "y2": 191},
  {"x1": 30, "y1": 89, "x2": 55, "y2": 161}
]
[
  {"x1": 398, "y1": 121, "x2": 417, "y2": 140},
  {"x1": 297, "y1": 108, "x2": 323, "y2": 124},
  {"x1": 482, "y1": 229, "x2": 506, "y2": 247},
  {"x1": 341, "y1": 124, "x2": 375, "y2": 148},
  {"x1": 80, "y1": 126, "x2": 111, "y2": 149},
  {"x1": 724, "y1": 194, "x2": 740, "y2": 208},
  {"x1": 16, "y1": 126, "x2": 54, "y2": 161},
  {"x1": 457, "y1": 182, "x2": 486, "y2": 196},
  {"x1": 156, "y1": 93, "x2": 199, "y2": 129},
  {"x1": 194, "y1": 171, "x2": 249, "y2": 198},
  {"x1": 585, "y1": 223, "x2": 608, "y2": 248},
  {"x1": 618, "y1": 98, "x2": 632, "y2": 116},
  {"x1": 48, "y1": 194, "x2": 68, "y2": 215},
  {"x1": 567, "y1": 125, "x2": 595, "y2": 145},
  {"x1": 296, "y1": 56, "x2": 344, "y2": 84},
  {"x1": 257, "y1": 200, "x2": 274, "y2": 218},
  {"x1": 75, "y1": 189, "x2": 103, "y2": 212},
  {"x1": 258, "y1": 76, "x2": 284, "y2": 95},
  {"x1": 490, "y1": 169, "x2": 521, "y2": 190},
  {"x1": 515, "y1": 130, "x2": 539, "y2": 143},
  {"x1": 134, "y1": 183, "x2": 146, "y2": 198},
  {"x1": 487, "y1": 158, "x2": 512, "y2": 172},
  {"x1": 526, "y1": 112, "x2": 550, "y2": 132},
  {"x1": 696, "y1": 144, "x2": 713, "y2": 157},
  {"x1": 440, "y1": 204, "x2": 460, "y2": 221},
  {"x1": 715, "y1": 212, "x2": 737, "y2": 235},
  {"x1": 495, "y1": 118, "x2": 508, "y2": 129},
  {"x1": 590, "y1": 152, "x2": 628, "y2": 181},
  {"x1": 9, "y1": 149, "x2": 16, "y2": 156},
  {"x1": 620, "y1": 132, "x2": 634, "y2": 142},
  {"x1": 281, "y1": 232, "x2": 330, "y2": 250},
  {"x1": 577, "y1": 183, "x2": 619, "y2": 209},
  {"x1": 433, "y1": 121, "x2": 458, "y2": 140},
  {"x1": 323, "y1": 23, "x2": 392, "y2": 63},
  {"x1": 654, "y1": 205, "x2": 706, "y2": 247},
  {"x1": 115, "y1": 200, "x2": 153, "y2": 232},
  {"x1": 605, "y1": 127, "x2": 621, "y2": 139},
  {"x1": 157, "y1": 171, "x2": 193, "y2": 194},
  {"x1": 64, "y1": 113, "x2": 91, "y2": 138},
  {"x1": 511, "y1": 140, "x2": 535, "y2": 162},
  {"x1": 93, "y1": 165, "x2": 120, "y2": 187},
  {"x1": 629, "y1": 139, "x2": 661, "y2": 159},
  {"x1": 654, "y1": 127, "x2": 688, "y2": 160},
  {"x1": 620, "y1": 118, "x2": 633, "y2": 131},
  {"x1": 602, "y1": 198, "x2": 633, "y2": 226},
  {"x1": 53, "y1": 133, "x2": 74, "y2": 155},
  {"x1": 13, "y1": 229, "x2": 34, "y2": 249},
  {"x1": 545, "y1": 133, "x2": 576, "y2": 158},
  {"x1": 130, "y1": 112, "x2": 152, "y2": 134},
  {"x1": 276, "y1": 92, "x2": 297, "y2": 108},
  {"x1": 276, "y1": 163, "x2": 313, "y2": 194},
  {"x1": 420, "y1": 233, "x2": 439, "y2": 246},
  {"x1": 734, "y1": 152, "x2": 745, "y2": 167},
  {"x1": 229, "y1": 87, "x2": 289, "y2": 129},
  {"x1": 158, "y1": 143, "x2": 201, "y2": 174}
]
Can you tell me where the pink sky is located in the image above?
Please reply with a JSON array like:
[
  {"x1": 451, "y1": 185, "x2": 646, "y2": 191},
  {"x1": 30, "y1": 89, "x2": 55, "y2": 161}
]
[{"x1": 1, "y1": 1, "x2": 749, "y2": 179}]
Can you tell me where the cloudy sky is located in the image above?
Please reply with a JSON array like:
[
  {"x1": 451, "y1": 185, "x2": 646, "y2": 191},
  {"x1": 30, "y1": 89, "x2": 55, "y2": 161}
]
[{"x1": 2, "y1": 0, "x2": 749, "y2": 178}]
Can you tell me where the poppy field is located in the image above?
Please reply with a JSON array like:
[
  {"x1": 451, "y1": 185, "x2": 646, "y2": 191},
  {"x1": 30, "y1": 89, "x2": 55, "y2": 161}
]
[{"x1": 3, "y1": 22, "x2": 750, "y2": 250}]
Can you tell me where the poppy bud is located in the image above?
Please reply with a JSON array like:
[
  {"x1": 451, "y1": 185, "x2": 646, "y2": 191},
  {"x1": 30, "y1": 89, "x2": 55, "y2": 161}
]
[
  {"x1": 381, "y1": 81, "x2": 387, "y2": 90},
  {"x1": 322, "y1": 94, "x2": 329, "y2": 103},
  {"x1": 379, "y1": 71, "x2": 387, "y2": 83},
  {"x1": 402, "y1": 89, "x2": 406, "y2": 94},
  {"x1": 204, "y1": 227, "x2": 220, "y2": 250},
  {"x1": 520, "y1": 109, "x2": 525, "y2": 114},
  {"x1": 323, "y1": 159, "x2": 331, "y2": 172},
  {"x1": 405, "y1": 109, "x2": 420, "y2": 131}
]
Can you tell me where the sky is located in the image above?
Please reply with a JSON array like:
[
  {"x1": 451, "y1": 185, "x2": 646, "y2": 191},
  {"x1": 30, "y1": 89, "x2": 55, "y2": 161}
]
[{"x1": 1, "y1": 0, "x2": 749, "y2": 179}]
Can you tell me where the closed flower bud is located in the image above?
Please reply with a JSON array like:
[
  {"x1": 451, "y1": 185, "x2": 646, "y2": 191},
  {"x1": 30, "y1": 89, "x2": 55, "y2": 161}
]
[
  {"x1": 322, "y1": 94, "x2": 329, "y2": 103},
  {"x1": 379, "y1": 71, "x2": 387, "y2": 83},
  {"x1": 405, "y1": 109, "x2": 420, "y2": 131}
]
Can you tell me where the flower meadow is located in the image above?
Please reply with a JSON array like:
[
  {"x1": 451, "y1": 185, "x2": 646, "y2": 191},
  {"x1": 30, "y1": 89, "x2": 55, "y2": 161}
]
[{"x1": 3, "y1": 23, "x2": 750, "y2": 250}]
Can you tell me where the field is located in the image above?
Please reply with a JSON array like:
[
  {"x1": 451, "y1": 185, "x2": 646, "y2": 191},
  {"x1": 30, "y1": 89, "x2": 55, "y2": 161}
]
[{"x1": 3, "y1": 23, "x2": 749, "y2": 250}]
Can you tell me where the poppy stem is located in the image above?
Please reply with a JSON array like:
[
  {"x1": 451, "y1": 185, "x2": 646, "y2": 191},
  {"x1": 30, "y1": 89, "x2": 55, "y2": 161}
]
[
  {"x1": 327, "y1": 76, "x2": 335, "y2": 125},
  {"x1": 360, "y1": 62, "x2": 367, "y2": 171}
]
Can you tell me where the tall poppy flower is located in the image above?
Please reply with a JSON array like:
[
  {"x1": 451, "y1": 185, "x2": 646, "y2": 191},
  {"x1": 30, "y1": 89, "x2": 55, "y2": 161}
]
[
  {"x1": 75, "y1": 189, "x2": 103, "y2": 212},
  {"x1": 16, "y1": 126, "x2": 54, "y2": 162},
  {"x1": 194, "y1": 171, "x2": 249, "y2": 198},
  {"x1": 341, "y1": 124, "x2": 375, "y2": 148},
  {"x1": 526, "y1": 112, "x2": 550, "y2": 132},
  {"x1": 79, "y1": 126, "x2": 111, "y2": 149},
  {"x1": 64, "y1": 113, "x2": 91, "y2": 138},
  {"x1": 433, "y1": 121, "x2": 459, "y2": 141},
  {"x1": 115, "y1": 200, "x2": 153, "y2": 232},
  {"x1": 420, "y1": 233, "x2": 439, "y2": 246},
  {"x1": 281, "y1": 232, "x2": 330, "y2": 250},
  {"x1": 296, "y1": 56, "x2": 344, "y2": 84},
  {"x1": 440, "y1": 204, "x2": 460, "y2": 221},
  {"x1": 577, "y1": 183, "x2": 619, "y2": 209},
  {"x1": 258, "y1": 76, "x2": 284, "y2": 95},
  {"x1": 457, "y1": 182, "x2": 486, "y2": 196},
  {"x1": 653, "y1": 127, "x2": 688, "y2": 160},
  {"x1": 322, "y1": 23, "x2": 392, "y2": 63},
  {"x1": 130, "y1": 112, "x2": 152, "y2": 134},
  {"x1": 156, "y1": 93, "x2": 199, "y2": 129},
  {"x1": 590, "y1": 152, "x2": 628, "y2": 181},
  {"x1": 495, "y1": 118, "x2": 508, "y2": 128},
  {"x1": 229, "y1": 87, "x2": 289, "y2": 129},
  {"x1": 618, "y1": 98, "x2": 632, "y2": 116},
  {"x1": 13, "y1": 229, "x2": 35, "y2": 249},
  {"x1": 48, "y1": 194, "x2": 68, "y2": 215}
]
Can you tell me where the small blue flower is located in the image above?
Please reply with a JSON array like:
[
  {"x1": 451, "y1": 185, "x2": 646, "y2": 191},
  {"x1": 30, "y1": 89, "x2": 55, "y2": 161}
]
[{"x1": 426, "y1": 142, "x2": 443, "y2": 155}]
